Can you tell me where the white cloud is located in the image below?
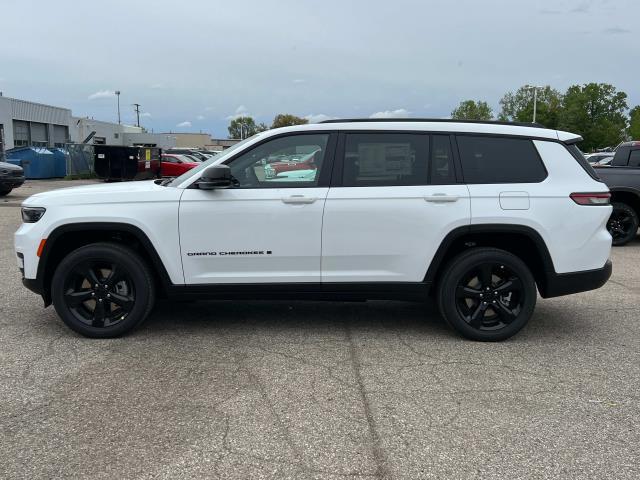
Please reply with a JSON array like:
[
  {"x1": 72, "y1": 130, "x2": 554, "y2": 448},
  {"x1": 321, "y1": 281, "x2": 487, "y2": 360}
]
[
  {"x1": 292, "y1": 79, "x2": 305, "y2": 84},
  {"x1": 139, "y1": 112, "x2": 152, "y2": 118},
  {"x1": 304, "y1": 113, "x2": 335, "y2": 123},
  {"x1": 369, "y1": 108, "x2": 411, "y2": 119},
  {"x1": 204, "y1": 106, "x2": 215, "y2": 111},
  {"x1": 196, "y1": 115, "x2": 205, "y2": 120},
  {"x1": 88, "y1": 90, "x2": 116, "y2": 100},
  {"x1": 176, "y1": 121, "x2": 192, "y2": 128},
  {"x1": 226, "y1": 105, "x2": 250, "y2": 120},
  {"x1": 150, "y1": 83, "x2": 165, "y2": 89}
]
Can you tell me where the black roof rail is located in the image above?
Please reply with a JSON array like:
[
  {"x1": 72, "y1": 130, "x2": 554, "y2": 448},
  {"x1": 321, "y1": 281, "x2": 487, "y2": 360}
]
[{"x1": 318, "y1": 118, "x2": 547, "y2": 129}]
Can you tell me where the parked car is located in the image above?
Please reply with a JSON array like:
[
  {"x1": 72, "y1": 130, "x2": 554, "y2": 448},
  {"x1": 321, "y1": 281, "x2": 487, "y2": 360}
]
[
  {"x1": 586, "y1": 152, "x2": 614, "y2": 166},
  {"x1": 15, "y1": 120, "x2": 612, "y2": 341},
  {"x1": 0, "y1": 161, "x2": 25, "y2": 196},
  {"x1": 264, "y1": 150, "x2": 319, "y2": 178},
  {"x1": 165, "y1": 149, "x2": 208, "y2": 161},
  {"x1": 593, "y1": 141, "x2": 640, "y2": 245},
  {"x1": 160, "y1": 154, "x2": 200, "y2": 177}
]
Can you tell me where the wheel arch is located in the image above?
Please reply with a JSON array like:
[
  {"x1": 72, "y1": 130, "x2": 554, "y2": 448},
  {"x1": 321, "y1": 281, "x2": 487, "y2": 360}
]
[
  {"x1": 609, "y1": 188, "x2": 640, "y2": 216},
  {"x1": 425, "y1": 224, "x2": 556, "y2": 297},
  {"x1": 37, "y1": 222, "x2": 174, "y2": 306}
]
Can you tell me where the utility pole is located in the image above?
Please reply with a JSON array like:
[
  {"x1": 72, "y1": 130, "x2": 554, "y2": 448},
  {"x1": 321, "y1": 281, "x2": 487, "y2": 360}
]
[
  {"x1": 133, "y1": 103, "x2": 141, "y2": 127},
  {"x1": 115, "y1": 91, "x2": 121, "y2": 124},
  {"x1": 529, "y1": 85, "x2": 543, "y2": 124}
]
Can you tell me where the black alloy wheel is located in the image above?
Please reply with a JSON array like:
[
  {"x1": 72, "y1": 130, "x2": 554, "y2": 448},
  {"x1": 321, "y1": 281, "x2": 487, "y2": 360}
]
[
  {"x1": 455, "y1": 263, "x2": 523, "y2": 331},
  {"x1": 437, "y1": 248, "x2": 536, "y2": 341},
  {"x1": 51, "y1": 243, "x2": 155, "y2": 338},
  {"x1": 608, "y1": 202, "x2": 639, "y2": 246},
  {"x1": 63, "y1": 261, "x2": 135, "y2": 328}
]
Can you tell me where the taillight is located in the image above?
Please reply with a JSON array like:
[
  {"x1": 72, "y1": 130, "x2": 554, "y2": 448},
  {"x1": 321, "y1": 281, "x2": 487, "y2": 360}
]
[{"x1": 570, "y1": 192, "x2": 611, "y2": 205}]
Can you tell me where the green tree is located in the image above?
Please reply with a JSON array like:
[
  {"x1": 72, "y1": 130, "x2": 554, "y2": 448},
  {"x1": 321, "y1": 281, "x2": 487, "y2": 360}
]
[
  {"x1": 228, "y1": 116, "x2": 259, "y2": 139},
  {"x1": 558, "y1": 83, "x2": 628, "y2": 152},
  {"x1": 629, "y1": 106, "x2": 640, "y2": 140},
  {"x1": 271, "y1": 114, "x2": 309, "y2": 129},
  {"x1": 451, "y1": 100, "x2": 493, "y2": 120},
  {"x1": 498, "y1": 85, "x2": 563, "y2": 128}
]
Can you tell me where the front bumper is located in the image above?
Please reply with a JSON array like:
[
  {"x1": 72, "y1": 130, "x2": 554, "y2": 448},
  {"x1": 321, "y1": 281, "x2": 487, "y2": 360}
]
[
  {"x1": 0, "y1": 175, "x2": 25, "y2": 189},
  {"x1": 541, "y1": 260, "x2": 612, "y2": 298}
]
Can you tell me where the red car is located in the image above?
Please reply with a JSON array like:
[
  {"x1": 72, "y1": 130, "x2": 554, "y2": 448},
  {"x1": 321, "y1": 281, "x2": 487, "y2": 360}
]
[
  {"x1": 161, "y1": 154, "x2": 200, "y2": 177},
  {"x1": 265, "y1": 150, "x2": 320, "y2": 178}
]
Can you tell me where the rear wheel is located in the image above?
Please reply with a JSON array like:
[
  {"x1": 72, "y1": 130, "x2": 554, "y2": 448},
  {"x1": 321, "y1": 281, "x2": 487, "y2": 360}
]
[
  {"x1": 51, "y1": 243, "x2": 155, "y2": 338},
  {"x1": 0, "y1": 187, "x2": 12, "y2": 196},
  {"x1": 608, "y1": 202, "x2": 639, "y2": 246},
  {"x1": 437, "y1": 248, "x2": 536, "y2": 341}
]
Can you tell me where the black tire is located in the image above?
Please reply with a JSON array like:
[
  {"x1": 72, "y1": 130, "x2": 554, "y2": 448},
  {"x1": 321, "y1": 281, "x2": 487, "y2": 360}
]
[
  {"x1": 51, "y1": 242, "x2": 155, "y2": 338},
  {"x1": 608, "y1": 202, "x2": 639, "y2": 246},
  {"x1": 437, "y1": 248, "x2": 537, "y2": 341},
  {"x1": 0, "y1": 187, "x2": 11, "y2": 196}
]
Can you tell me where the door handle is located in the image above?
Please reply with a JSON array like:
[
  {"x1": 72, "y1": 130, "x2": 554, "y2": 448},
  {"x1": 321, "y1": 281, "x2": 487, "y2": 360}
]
[
  {"x1": 424, "y1": 193, "x2": 459, "y2": 203},
  {"x1": 281, "y1": 195, "x2": 317, "y2": 204}
]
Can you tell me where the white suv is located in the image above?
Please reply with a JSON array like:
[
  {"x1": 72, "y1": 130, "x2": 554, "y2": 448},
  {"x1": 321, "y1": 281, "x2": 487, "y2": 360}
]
[{"x1": 15, "y1": 120, "x2": 613, "y2": 341}]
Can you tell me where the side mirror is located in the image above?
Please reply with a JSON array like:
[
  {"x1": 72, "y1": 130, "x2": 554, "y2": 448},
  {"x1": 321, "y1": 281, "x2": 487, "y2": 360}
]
[{"x1": 198, "y1": 165, "x2": 232, "y2": 190}]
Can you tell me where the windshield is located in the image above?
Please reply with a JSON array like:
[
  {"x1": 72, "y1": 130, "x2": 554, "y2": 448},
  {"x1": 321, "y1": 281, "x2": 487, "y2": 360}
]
[{"x1": 167, "y1": 135, "x2": 260, "y2": 187}]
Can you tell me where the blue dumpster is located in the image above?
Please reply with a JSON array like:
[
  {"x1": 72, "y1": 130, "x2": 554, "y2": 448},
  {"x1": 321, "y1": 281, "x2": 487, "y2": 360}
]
[
  {"x1": 6, "y1": 147, "x2": 56, "y2": 179},
  {"x1": 50, "y1": 148, "x2": 68, "y2": 177}
]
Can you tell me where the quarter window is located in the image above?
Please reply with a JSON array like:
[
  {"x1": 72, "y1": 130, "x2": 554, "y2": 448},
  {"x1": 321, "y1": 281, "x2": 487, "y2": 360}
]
[
  {"x1": 457, "y1": 135, "x2": 547, "y2": 184},
  {"x1": 342, "y1": 133, "x2": 428, "y2": 187},
  {"x1": 228, "y1": 134, "x2": 329, "y2": 188}
]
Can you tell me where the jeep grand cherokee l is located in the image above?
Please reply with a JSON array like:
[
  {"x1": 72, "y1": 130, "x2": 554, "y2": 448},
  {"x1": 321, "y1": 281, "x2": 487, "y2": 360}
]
[{"x1": 15, "y1": 120, "x2": 612, "y2": 341}]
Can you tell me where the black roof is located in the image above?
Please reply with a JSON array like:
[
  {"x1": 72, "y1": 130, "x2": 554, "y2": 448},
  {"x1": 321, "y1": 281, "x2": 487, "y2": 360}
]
[{"x1": 318, "y1": 118, "x2": 547, "y2": 128}]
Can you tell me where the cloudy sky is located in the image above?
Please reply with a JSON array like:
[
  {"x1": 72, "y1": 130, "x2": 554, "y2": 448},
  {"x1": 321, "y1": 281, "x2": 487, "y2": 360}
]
[{"x1": 0, "y1": 0, "x2": 637, "y2": 137}]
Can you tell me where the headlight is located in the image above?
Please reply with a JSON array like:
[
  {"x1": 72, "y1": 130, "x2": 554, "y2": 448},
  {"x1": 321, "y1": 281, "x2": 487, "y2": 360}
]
[{"x1": 21, "y1": 207, "x2": 46, "y2": 223}]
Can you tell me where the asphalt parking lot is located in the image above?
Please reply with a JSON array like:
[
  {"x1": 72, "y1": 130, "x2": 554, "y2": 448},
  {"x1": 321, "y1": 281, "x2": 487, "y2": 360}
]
[{"x1": 1, "y1": 180, "x2": 639, "y2": 479}]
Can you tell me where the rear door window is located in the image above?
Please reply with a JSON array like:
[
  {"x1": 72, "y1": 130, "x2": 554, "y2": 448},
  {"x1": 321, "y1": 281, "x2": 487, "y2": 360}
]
[
  {"x1": 457, "y1": 135, "x2": 547, "y2": 184},
  {"x1": 628, "y1": 150, "x2": 640, "y2": 167},
  {"x1": 342, "y1": 133, "x2": 429, "y2": 187}
]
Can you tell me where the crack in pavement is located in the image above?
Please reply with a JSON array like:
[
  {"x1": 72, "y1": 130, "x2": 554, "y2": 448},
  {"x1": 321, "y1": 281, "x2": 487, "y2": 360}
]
[{"x1": 345, "y1": 320, "x2": 392, "y2": 480}]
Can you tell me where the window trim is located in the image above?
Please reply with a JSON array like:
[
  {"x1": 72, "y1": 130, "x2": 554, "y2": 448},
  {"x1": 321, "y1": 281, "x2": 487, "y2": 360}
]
[
  {"x1": 429, "y1": 133, "x2": 462, "y2": 186},
  {"x1": 220, "y1": 131, "x2": 338, "y2": 189},
  {"x1": 453, "y1": 133, "x2": 549, "y2": 185}
]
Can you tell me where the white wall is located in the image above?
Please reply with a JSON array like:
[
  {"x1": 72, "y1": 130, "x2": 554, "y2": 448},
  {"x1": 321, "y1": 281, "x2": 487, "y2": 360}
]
[
  {"x1": 70, "y1": 117, "x2": 144, "y2": 145},
  {"x1": 0, "y1": 97, "x2": 14, "y2": 149},
  {"x1": 122, "y1": 132, "x2": 177, "y2": 148}
]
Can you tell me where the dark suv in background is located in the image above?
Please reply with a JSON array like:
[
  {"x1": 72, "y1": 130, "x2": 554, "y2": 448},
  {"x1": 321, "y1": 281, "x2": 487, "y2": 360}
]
[
  {"x1": 594, "y1": 141, "x2": 640, "y2": 245},
  {"x1": 0, "y1": 161, "x2": 25, "y2": 196}
]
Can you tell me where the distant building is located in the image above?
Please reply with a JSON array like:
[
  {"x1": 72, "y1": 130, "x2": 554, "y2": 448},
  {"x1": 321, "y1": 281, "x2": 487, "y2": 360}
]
[
  {"x1": 72, "y1": 117, "x2": 176, "y2": 148},
  {"x1": 162, "y1": 132, "x2": 240, "y2": 151},
  {"x1": 0, "y1": 95, "x2": 72, "y2": 152},
  {"x1": 0, "y1": 94, "x2": 176, "y2": 155}
]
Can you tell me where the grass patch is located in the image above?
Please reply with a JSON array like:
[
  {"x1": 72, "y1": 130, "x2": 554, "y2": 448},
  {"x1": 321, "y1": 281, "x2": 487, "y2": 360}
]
[{"x1": 64, "y1": 172, "x2": 98, "y2": 180}]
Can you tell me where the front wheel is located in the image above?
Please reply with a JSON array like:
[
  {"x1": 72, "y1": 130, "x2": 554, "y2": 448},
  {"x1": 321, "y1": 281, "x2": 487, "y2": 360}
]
[
  {"x1": 0, "y1": 187, "x2": 12, "y2": 196},
  {"x1": 51, "y1": 243, "x2": 155, "y2": 338},
  {"x1": 437, "y1": 248, "x2": 537, "y2": 341},
  {"x1": 608, "y1": 202, "x2": 639, "y2": 246}
]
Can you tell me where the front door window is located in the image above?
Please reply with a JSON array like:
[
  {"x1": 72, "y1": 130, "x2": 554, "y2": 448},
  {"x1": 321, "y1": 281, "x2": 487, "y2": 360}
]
[{"x1": 228, "y1": 134, "x2": 329, "y2": 188}]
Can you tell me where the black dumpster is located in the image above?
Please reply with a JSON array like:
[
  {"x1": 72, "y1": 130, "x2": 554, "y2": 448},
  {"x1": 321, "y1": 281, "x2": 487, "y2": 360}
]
[{"x1": 94, "y1": 146, "x2": 161, "y2": 181}]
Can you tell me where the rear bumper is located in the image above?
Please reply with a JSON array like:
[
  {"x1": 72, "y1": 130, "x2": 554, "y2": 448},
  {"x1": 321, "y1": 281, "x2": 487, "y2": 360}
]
[{"x1": 541, "y1": 260, "x2": 612, "y2": 298}]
